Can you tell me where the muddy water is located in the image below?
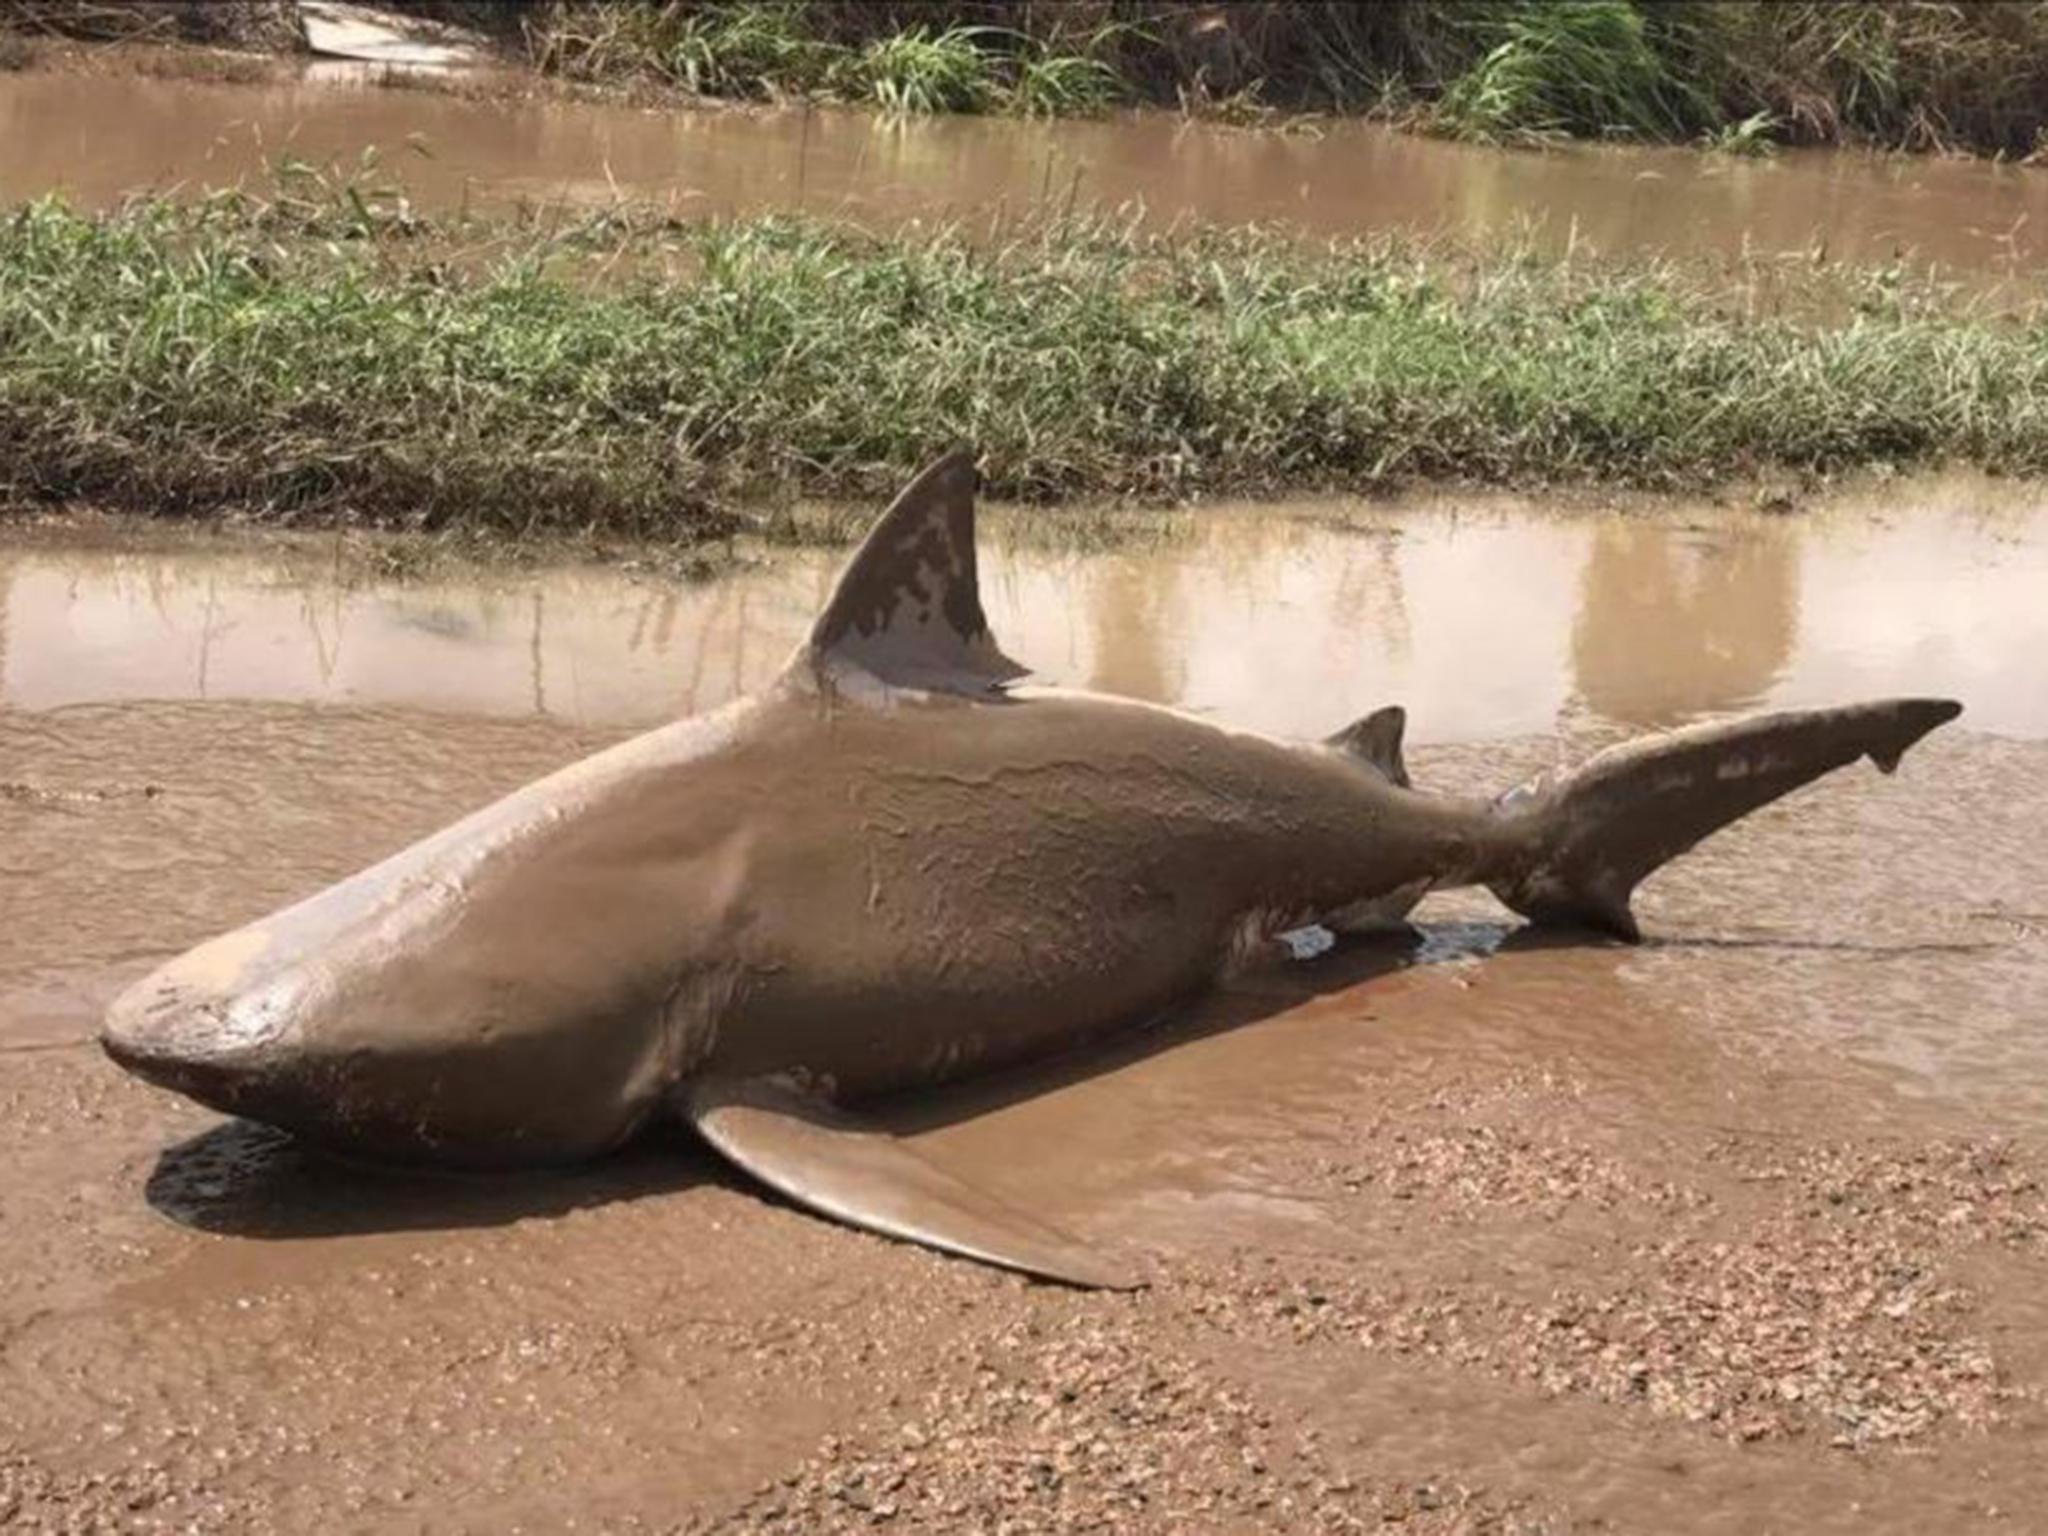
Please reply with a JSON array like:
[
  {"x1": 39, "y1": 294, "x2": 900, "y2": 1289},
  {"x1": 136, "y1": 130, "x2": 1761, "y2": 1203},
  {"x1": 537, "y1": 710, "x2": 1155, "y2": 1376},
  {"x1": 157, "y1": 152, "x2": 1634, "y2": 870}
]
[
  {"x1": 4, "y1": 482, "x2": 2047, "y2": 1529},
  {"x1": 8, "y1": 66, "x2": 2048, "y2": 276},
  {"x1": 8, "y1": 476, "x2": 2045, "y2": 740}
]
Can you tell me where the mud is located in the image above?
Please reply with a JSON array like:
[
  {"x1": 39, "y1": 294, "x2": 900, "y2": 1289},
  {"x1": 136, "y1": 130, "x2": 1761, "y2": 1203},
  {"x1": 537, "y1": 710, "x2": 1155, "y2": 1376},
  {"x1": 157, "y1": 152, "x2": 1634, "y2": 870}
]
[
  {"x1": 7, "y1": 63, "x2": 2048, "y2": 280},
  {"x1": 4, "y1": 481, "x2": 2047, "y2": 1530}
]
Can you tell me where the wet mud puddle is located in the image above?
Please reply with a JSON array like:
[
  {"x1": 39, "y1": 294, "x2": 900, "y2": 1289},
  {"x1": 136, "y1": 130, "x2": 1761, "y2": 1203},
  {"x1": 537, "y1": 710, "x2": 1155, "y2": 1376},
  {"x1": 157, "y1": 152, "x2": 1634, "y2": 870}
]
[
  {"x1": 3, "y1": 477, "x2": 2046, "y2": 1531},
  {"x1": 9, "y1": 65, "x2": 2048, "y2": 279}
]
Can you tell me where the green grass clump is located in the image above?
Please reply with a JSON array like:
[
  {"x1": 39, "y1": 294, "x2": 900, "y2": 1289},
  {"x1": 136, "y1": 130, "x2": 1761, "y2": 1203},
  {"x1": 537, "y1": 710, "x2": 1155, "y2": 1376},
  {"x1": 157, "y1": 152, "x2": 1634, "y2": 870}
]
[
  {"x1": 5, "y1": 188, "x2": 2048, "y2": 536},
  {"x1": 1433, "y1": 0, "x2": 1709, "y2": 141},
  {"x1": 531, "y1": 0, "x2": 836, "y2": 98},
  {"x1": 1700, "y1": 108, "x2": 1779, "y2": 156},
  {"x1": 837, "y1": 24, "x2": 1001, "y2": 116},
  {"x1": 1009, "y1": 45, "x2": 1124, "y2": 118},
  {"x1": 526, "y1": 1, "x2": 1121, "y2": 117},
  {"x1": 654, "y1": 1, "x2": 840, "y2": 98}
]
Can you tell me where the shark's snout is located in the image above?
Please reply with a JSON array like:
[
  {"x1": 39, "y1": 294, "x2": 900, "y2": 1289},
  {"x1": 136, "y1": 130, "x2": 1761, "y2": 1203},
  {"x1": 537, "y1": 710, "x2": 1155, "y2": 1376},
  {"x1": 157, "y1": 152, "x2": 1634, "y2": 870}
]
[
  {"x1": 101, "y1": 930, "x2": 303, "y2": 1116},
  {"x1": 103, "y1": 978, "x2": 251, "y2": 1110},
  {"x1": 99, "y1": 909, "x2": 659, "y2": 1168}
]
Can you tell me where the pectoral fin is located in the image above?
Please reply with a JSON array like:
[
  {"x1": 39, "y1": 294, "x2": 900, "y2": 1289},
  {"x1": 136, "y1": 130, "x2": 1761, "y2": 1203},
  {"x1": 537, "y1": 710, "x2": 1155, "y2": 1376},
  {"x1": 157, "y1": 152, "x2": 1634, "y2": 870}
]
[{"x1": 682, "y1": 1075, "x2": 1138, "y2": 1291}]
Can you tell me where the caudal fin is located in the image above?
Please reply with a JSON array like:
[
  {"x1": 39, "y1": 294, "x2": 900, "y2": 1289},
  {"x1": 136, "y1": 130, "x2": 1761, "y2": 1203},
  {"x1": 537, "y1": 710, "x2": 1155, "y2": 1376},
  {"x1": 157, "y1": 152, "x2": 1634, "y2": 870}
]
[{"x1": 1486, "y1": 698, "x2": 1962, "y2": 942}]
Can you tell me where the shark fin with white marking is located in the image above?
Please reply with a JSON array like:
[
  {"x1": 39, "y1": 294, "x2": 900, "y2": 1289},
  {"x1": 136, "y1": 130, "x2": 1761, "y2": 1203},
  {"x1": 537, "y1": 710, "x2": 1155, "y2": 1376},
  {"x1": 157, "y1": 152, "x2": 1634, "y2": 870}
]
[
  {"x1": 1485, "y1": 698, "x2": 1963, "y2": 943},
  {"x1": 788, "y1": 446, "x2": 1028, "y2": 698}
]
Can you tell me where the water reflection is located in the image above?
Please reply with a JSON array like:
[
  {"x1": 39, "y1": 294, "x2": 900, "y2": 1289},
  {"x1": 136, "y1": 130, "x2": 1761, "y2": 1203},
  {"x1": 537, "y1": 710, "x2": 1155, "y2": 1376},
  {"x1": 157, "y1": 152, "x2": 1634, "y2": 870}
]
[
  {"x1": 1569, "y1": 519, "x2": 1800, "y2": 727},
  {"x1": 1084, "y1": 557, "x2": 1183, "y2": 703},
  {"x1": 4, "y1": 473, "x2": 2041, "y2": 742}
]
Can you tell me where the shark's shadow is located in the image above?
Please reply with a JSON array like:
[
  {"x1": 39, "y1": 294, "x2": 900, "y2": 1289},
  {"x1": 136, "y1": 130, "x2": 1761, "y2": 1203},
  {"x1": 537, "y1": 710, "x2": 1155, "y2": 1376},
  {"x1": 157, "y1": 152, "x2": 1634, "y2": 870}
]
[
  {"x1": 143, "y1": 915, "x2": 1972, "y2": 1241},
  {"x1": 143, "y1": 927, "x2": 1463, "y2": 1242},
  {"x1": 868, "y1": 916, "x2": 1999, "y2": 1136},
  {"x1": 872, "y1": 923, "x2": 1500, "y2": 1137},
  {"x1": 145, "y1": 1117, "x2": 727, "y2": 1240}
]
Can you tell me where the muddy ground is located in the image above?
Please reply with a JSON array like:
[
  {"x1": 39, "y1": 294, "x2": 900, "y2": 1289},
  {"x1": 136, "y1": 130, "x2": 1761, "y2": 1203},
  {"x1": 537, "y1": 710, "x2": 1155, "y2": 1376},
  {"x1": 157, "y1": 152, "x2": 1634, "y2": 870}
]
[{"x1": 4, "y1": 502, "x2": 2047, "y2": 1532}]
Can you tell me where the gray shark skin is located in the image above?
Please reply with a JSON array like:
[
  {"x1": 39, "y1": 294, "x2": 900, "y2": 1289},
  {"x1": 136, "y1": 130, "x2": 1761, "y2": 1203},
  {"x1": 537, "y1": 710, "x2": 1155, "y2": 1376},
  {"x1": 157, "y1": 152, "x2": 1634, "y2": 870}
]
[{"x1": 102, "y1": 449, "x2": 1963, "y2": 1288}]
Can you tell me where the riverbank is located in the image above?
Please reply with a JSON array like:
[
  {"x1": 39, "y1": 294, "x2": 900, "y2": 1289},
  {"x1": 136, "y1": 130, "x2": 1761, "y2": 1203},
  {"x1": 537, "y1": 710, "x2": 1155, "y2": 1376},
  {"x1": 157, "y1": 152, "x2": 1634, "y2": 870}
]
[
  {"x1": 7, "y1": 2, "x2": 2048, "y2": 157},
  {"x1": 6, "y1": 185, "x2": 2048, "y2": 538},
  {"x1": 517, "y1": 0, "x2": 2048, "y2": 157}
]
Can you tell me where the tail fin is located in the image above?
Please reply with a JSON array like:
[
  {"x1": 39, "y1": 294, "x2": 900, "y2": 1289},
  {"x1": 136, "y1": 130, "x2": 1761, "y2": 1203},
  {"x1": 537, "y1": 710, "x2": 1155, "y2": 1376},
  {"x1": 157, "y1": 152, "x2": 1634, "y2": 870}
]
[{"x1": 1486, "y1": 698, "x2": 1962, "y2": 942}]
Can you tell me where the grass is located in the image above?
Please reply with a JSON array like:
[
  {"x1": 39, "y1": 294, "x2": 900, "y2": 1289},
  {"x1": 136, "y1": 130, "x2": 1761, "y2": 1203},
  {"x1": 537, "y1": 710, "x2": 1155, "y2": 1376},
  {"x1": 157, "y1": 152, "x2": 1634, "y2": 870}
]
[
  {"x1": 1701, "y1": 108, "x2": 1780, "y2": 157},
  {"x1": 1431, "y1": 0, "x2": 1711, "y2": 144},
  {"x1": 5, "y1": 179, "x2": 2048, "y2": 540},
  {"x1": 1009, "y1": 43, "x2": 1124, "y2": 119},
  {"x1": 843, "y1": 24, "x2": 1002, "y2": 116},
  {"x1": 9, "y1": 2, "x2": 2046, "y2": 151},
  {"x1": 539, "y1": 0, "x2": 841, "y2": 99},
  {"x1": 508, "y1": 2, "x2": 2048, "y2": 153},
  {"x1": 528, "y1": 2, "x2": 1122, "y2": 118},
  {"x1": 0, "y1": 0, "x2": 299, "y2": 49}
]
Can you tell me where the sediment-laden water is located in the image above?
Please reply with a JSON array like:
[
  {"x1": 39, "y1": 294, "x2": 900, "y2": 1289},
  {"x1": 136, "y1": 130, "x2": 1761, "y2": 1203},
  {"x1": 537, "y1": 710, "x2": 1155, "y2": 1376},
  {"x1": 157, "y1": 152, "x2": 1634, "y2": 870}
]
[{"x1": 7, "y1": 66, "x2": 2048, "y2": 280}]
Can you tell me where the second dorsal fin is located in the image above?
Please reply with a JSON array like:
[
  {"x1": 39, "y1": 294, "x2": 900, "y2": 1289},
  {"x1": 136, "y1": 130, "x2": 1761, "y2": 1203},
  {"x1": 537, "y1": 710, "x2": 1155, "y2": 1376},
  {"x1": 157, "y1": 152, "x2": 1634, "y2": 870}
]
[
  {"x1": 789, "y1": 447, "x2": 1027, "y2": 697},
  {"x1": 1326, "y1": 705, "x2": 1410, "y2": 788}
]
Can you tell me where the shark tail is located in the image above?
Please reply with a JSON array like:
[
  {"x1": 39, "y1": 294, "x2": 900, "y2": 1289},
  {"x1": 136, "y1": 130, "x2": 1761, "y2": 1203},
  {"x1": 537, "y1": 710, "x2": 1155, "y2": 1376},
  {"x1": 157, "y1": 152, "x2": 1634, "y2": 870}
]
[{"x1": 1483, "y1": 698, "x2": 1962, "y2": 942}]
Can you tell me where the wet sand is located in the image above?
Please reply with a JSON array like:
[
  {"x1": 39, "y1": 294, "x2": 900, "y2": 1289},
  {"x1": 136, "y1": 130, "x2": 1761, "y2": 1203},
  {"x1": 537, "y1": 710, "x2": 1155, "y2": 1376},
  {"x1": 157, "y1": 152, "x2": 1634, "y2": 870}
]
[{"x1": 3, "y1": 486, "x2": 2046, "y2": 1531}]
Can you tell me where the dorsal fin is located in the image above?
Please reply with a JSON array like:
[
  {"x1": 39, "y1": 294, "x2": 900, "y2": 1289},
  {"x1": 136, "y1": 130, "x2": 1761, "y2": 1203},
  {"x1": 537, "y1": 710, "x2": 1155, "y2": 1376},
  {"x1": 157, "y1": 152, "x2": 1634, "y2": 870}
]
[
  {"x1": 1326, "y1": 705, "x2": 1410, "y2": 788},
  {"x1": 789, "y1": 447, "x2": 1027, "y2": 697}
]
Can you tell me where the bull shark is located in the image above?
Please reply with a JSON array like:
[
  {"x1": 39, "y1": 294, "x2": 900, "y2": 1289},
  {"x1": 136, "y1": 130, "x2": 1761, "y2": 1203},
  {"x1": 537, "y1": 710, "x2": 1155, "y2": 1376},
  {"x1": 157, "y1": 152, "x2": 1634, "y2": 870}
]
[{"x1": 103, "y1": 449, "x2": 1962, "y2": 1288}]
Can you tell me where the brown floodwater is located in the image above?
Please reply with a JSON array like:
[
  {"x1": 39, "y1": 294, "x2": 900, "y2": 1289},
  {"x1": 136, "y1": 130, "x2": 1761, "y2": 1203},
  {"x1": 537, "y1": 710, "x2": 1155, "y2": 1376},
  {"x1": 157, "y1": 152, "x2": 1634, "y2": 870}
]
[
  {"x1": 7, "y1": 475, "x2": 2043, "y2": 741},
  {"x1": 7, "y1": 64, "x2": 2048, "y2": 278},
  {"x1": 4, "y1": 480, "x2": 2046, "y2": 1531}
]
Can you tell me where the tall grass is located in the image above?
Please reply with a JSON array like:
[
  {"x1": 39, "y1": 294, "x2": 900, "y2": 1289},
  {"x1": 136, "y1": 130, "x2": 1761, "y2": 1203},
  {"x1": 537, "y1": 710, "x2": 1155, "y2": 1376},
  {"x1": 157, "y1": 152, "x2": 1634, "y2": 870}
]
[
  {"x1": 1656, "y1": 1, "x2": 2048, "y2": 154},
  {"x1": 1433, "y1": 0, "x2": 1711, "y2": 143},
  {"x1": 655, "y1": 1, "x2": 839, "y2": 98},
  {"x1": 526, "y1": 1, "x2": 1122, "y2": 117},
  {"x1": 842, "y1": 24, "x2": 1000, "y2": 116},
  {"x1": 512, "y1": 1, "x2": 2048, "y2": 152},
  {"x1": 1006, "y1": 39, "x2": 1124, "y2": 117},
  {"x1": 5, "y1": 186, "x2": 2048, "y2": 536},
  {"x1": 9, "y1": 2, "x2": 2045, "y2": 149}
]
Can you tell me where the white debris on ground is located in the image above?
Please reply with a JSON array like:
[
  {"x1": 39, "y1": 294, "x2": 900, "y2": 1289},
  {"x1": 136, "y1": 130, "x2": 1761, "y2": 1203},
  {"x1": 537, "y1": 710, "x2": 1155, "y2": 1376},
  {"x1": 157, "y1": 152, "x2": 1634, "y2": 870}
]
[{"x1": 297, "y1": 1, "x2": 486, "y2": 69}]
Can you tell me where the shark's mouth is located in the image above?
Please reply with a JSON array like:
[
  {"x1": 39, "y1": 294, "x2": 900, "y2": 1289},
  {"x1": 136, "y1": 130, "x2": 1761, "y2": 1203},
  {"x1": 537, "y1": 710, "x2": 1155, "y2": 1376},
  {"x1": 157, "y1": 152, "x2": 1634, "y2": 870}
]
[
  {"x1": 100, "y1": 1027, "x2": 258, "y2": 1116},
  {"x1": 106, "y1": 1043, "x2": 297, "y2": 1146}
]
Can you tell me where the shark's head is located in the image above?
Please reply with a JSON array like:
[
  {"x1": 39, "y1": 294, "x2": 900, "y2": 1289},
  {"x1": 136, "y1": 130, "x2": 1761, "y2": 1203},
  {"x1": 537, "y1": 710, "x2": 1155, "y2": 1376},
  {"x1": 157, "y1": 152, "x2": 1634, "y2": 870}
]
[
  {"x1": 101, "y1": 850, "x2": 683, "y2": 1168},
  {"x1": 101, "y1": 924, "x2": 305, "y2": 1121}
]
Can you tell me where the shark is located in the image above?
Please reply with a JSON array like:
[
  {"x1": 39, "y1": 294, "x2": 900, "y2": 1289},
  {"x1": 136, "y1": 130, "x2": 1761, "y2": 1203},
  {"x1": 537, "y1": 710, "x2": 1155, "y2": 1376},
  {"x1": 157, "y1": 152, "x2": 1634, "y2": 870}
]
[{"x1": 102, "y1": 449, "x2": 1962, "y2": 1288}]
